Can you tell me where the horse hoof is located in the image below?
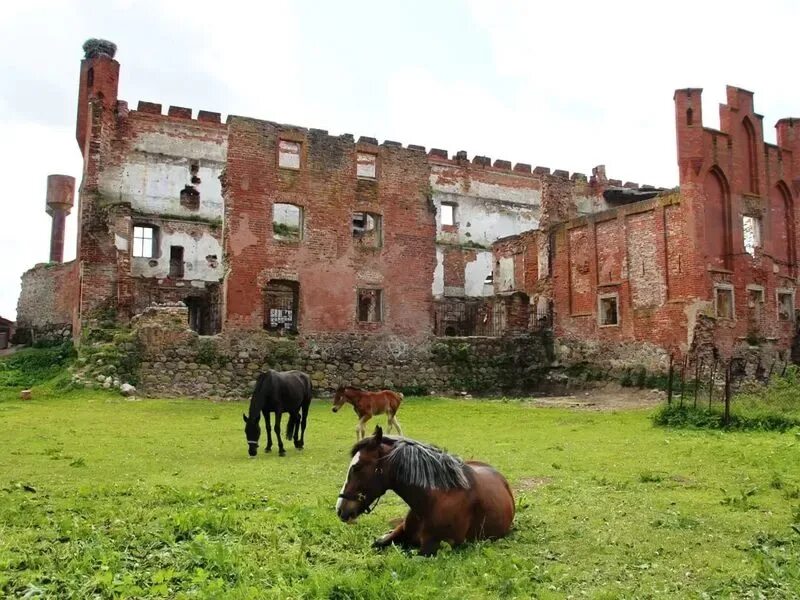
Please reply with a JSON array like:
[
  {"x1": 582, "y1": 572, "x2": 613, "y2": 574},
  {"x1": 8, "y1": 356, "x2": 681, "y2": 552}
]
[
  {"x1": 279, "y1": 450, "x2": 286, "y2": 457},
  {"x1": 264, "y1": 447, "x2": 272, "y2": 453}
]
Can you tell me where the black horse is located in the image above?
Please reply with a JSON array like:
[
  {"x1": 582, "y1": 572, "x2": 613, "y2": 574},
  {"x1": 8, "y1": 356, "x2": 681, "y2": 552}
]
[{"x1": 243, "y1": 369, "x2": 311, "y2": 457}]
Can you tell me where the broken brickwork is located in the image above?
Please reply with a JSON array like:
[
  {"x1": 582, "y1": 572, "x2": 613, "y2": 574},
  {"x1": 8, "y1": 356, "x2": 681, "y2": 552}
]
[
  {"x1": 16, "y1": 261, "x2": 79, "y2": 344},
  {"x1": 17, "y1": 40, "x2": 800, "y2": 391},
  {"x1": 222, "y1": 119, "x2": 435, "y2": 340},
  {"x1": 493, "y1": 86, "x2": 800, "y2": 375}
]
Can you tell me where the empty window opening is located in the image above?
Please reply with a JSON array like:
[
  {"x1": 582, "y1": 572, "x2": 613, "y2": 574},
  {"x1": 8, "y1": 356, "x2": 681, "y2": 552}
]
[
  {"x1": 264, "y1": 280, "x2": 299, "y2": 333},
  {"x1": 747, "y1": 286, "x2": 764, "y2": 307},
  {"x1": 742, "y1": 216, "x2": 762, "y2": 257},
  {"x1": 686, "y1": 107, "x2": 693, "y2": 126},
  {"x1": 132, "y1": 225, "x2": 157, "y2": 258},
  {"x1": 352, "y1": 212, "x2": 382, "y2": 247},
  {"x1": 715, "y1": 286, "x2": 734, "y2": 320},
  {"x1": 185, "y1": 296, "x2": 212, "y2": 335},
  {"x1": 278, "y1": 140, "x2": 301, "y2": 169},
  {"x1": 358, "y1": 289, "x2": 383, "y2": 323},
  {"x1": 273, "y1": 203, "x2": 302, "y2": 241},
  {"x1": 598, "y1": 293, "x2": 619, "y2": 326},
  {"x1": 357, "y1": 152, "x2": 377, "y2": 179},
  {"x1": 87, "y1": 67, "x2": 94, "y2": 88},
  {"x1": 169, "y1": 246, "x2": 184, "y2": 278},
  {"x1": 778, "y1": 291, "x2": 795, "y2": 321},
  {"x1": 441, "y1": 203, "x2": 456, "y2": 226},
  {"x1": 180, "y1": 185, "x2": 200, "y2": 210}
]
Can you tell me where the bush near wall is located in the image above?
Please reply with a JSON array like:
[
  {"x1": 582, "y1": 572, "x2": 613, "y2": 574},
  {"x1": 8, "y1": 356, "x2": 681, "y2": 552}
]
[{"x1": 0, "y1": 343, "x2": 76, "y2": 388}]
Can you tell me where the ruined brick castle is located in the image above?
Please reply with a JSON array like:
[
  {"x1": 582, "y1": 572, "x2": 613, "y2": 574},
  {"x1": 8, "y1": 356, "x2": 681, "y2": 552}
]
[{"x1": 15, "y1": 40, "x2": 800, "y2": 388}]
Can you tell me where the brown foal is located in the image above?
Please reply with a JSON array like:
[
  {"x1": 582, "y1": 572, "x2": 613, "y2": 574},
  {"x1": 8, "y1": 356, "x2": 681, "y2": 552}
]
[{"x1": 331, "y1": 386, "x2": 404, "y2": 440}]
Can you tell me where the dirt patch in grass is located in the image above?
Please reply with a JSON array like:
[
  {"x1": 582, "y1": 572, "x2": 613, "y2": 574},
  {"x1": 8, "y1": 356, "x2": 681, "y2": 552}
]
[
  {"x1": 515, "y1": 476, "x2": 552, "y2": 492},
  {"x1": 522, "y1": 385, "x2": 664, "y2": 411}
]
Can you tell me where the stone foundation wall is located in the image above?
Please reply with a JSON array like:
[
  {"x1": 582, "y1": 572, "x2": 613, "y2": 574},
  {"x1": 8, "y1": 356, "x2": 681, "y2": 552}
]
[{"x1": 132, "y1": 304, "x2": 551, "y2": 398}]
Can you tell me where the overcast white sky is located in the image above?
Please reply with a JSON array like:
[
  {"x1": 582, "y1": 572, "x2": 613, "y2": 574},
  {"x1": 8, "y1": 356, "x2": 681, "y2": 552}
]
[{"x1": 0, "y1": 0, "x2": 797, "y2": 319}]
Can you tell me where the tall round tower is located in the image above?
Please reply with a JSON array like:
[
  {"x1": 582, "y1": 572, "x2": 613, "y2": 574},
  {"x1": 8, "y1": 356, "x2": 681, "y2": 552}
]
[{"x1": 45, "y1": 174, "x2": 75, "y2": 263}]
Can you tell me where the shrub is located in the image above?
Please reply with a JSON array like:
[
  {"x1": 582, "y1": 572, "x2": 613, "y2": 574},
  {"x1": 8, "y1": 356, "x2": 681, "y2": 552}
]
[
  {"x1": 652, "y1": 404, "x2": 799, "y2": 432},
  {"x1": 0, "y1": 342, "x2": 76, "y2": 388}
]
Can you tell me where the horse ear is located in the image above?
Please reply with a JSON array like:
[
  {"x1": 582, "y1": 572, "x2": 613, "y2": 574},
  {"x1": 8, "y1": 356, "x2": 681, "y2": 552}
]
[
  {"x1": 242, "y1": 413, "x2": 248, "y2": 424},
  {"x1": 373, "y1": 425, "x2": 383, "y2": 443}
]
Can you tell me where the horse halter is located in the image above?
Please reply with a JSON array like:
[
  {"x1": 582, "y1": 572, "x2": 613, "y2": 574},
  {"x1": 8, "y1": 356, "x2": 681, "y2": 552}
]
[
  {"x1": 337, "y1": 490, "x2": 383, "y2": 515},
  {"x1": 338, "y1": 462, "x2": 385, "y2": 515}
]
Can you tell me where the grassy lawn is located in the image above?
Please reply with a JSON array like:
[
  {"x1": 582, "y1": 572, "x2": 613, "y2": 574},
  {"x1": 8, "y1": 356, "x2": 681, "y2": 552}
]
[{"x1": 1, "y1": 387, "x2": 799, "y2": 599}]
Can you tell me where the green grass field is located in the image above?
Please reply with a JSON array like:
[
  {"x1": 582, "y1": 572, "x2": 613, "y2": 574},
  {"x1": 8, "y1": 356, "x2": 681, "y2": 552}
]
[{"x1": 1, "y1": 386, "x2": 799, "y2": 599}]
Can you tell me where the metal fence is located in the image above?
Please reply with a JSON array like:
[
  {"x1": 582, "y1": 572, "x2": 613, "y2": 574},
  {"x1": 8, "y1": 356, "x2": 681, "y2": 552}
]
[
  {"x1": 433, "y1": 298, "x2": 552, "y2": 337},
  {"x1": 665, "y1": 352, "x2": 798, "y2": 426}
]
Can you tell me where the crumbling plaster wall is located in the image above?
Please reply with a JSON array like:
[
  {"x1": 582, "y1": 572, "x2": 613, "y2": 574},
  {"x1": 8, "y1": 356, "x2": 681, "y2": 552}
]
[
  {"x1": 130, "y1": 225, "x2": 222, "y2": 281},
  {"x1": 101, "y1": 122, "x2": 227, "y2": 221},
  {"x1": 433, "y1": 193, "x2": 540, "y2": 246},
  {"x1": 464, "y1": 251, "x2": 493, "y2": 296},
  {"x1": 98, "y1": 110, "x2": 228, "y2": 290},
  {"x1": 430, "y1": 165, "x2": 541, "y2": 298}
]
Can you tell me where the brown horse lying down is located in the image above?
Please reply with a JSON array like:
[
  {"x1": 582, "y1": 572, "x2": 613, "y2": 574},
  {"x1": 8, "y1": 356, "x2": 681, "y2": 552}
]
[
  {"x1": 331, "y1": 386, "x2": 403, "y2": 440},
  {"x1": 335, "y1": 426, "x2": 515, "y2": 556}
]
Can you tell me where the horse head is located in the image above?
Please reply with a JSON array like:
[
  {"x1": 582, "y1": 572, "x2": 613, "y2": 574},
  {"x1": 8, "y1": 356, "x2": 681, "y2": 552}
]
[
  {"x1": 243, "y1": 413, "x2": 260, "y2": 457},
  {"x1": 331, "y1": 385, "x2": 348, "y2": 413},
  {"x1": 335, "y1": 425, "x2": 389, "y2": 522}
]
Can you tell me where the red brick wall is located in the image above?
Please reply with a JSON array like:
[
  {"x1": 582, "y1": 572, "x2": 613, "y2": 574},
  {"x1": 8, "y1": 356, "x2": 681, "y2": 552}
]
[
  {"x1": 222, "y1": 119, "x2": 436, "y2": 340},
  {"x1": 673, "y1": 86, "x2": 800, "y2": 356},
  {"x1": 552, "y1": 195, "x2": 690, "y2": 354},
  {"x1": 548, "y1": 86, "x2": 800, "y2": 361}
]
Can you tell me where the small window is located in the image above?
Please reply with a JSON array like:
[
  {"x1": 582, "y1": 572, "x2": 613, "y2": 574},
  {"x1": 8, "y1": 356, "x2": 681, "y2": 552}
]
[
  {"x1": 598, "y1": 293, "x2": 619, "y2": 326},
  {"x1": 747, "y1": 286, "x2": 764, "y2": 307},
  {"x1": 273, "y1": 203, "x2": 302, "y2": 241},
  {"x1": 777, "y1": 290, "x2": 795, "y2": 321},
  {"x1": 357, "y1": 289, "x2": 383, "y2": 322},
  {"x1": 441, "y1": 203, "x2": 456, "y2": 226},
  {"x1": 264, "y1": 280, "x2": 299, "y2": 333},
  {"x1": 357, "y1": 153, "x2": 377, "y2": 179},
  {"x1": 87, "y1": 67, "x2": 94, "y2": 88},
  {"x1": 278, "y1": 140, "x2": 301, "y2": 169},
  {"x1": 715, "y1": 286, "x2": 734, "y2": 320},
  {"x1": 742, "y1": 216, "x2": 762, "y2": 257},
  {"x1": 133, "y1": 225, "x2": 157, "y2": 258},
  {"x1": 352, "y1": 212, "x2": 382, "y2": 247},
  {"x1": 169, "y1": 246, "x2": 184, "y2": 278}
]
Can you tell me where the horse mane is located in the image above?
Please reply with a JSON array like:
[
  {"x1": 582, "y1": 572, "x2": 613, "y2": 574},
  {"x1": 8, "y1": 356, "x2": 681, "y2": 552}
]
[
  {"x1": 338, "y1": 385, "x2": 362, "y2": 393},
  {"x1": 352, "y1": 436, "x2": 469, "y2": 490}
]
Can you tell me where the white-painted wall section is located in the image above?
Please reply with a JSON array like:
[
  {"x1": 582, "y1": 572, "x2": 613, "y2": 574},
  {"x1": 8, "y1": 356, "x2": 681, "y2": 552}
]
[
  {"x1": 430, "y1": 169, "x2": 541, "y2": 298},
  {"x1": 432, "y1": 247, "x2": 444, "y2": 297},
  {"x1": 131, "y1": 229, "x2": 221, "y2": 281},
  {"x1": 464, "y1": 251, "x2": 494, "y2": 297},
  {"x1": 497, "y1": 257, "x2": 515, "y2": 292}
]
